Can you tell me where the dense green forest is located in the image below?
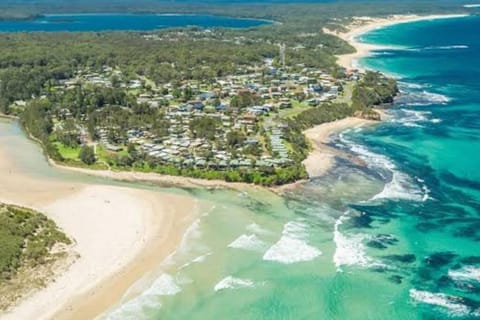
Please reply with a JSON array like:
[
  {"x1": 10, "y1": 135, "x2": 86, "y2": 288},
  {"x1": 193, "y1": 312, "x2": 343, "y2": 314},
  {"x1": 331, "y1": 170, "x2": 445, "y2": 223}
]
[
  {"x1": 0, "y1": 203, "x2": 71, "y2": 310},
  {"x1": 0, "y1": 30, "x2": 349, "y2": 113}
]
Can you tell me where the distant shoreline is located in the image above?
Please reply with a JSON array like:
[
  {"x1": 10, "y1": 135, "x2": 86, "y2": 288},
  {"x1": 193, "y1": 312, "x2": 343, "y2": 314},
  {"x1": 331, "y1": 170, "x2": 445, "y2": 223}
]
[
  {"x1": 0, "y1": 12, "x2": 276, "y2": 32},
  {"x1": 327, "y1": 14, "x2": 469, "y2": 70}
]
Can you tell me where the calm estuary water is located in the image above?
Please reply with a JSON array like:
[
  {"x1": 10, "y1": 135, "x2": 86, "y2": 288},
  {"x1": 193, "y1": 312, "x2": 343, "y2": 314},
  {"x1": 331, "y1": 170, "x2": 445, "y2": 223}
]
[
  {"x1": 0, "y1": 14, "x2": 270, "y2": 32},
  {"x1": 1, "y1": 15, "x2": 479, "y2": 320}
]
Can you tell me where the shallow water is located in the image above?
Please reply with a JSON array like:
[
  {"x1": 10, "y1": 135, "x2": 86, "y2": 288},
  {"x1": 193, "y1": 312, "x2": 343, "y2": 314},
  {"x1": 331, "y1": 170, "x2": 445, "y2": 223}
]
[{"x1": 1, "y1": 15, "x2": 480, "y2": 320}]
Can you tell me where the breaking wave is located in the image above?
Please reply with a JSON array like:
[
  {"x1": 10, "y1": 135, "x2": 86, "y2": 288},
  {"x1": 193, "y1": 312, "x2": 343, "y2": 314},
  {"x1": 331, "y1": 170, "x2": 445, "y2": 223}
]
[
  {"x1": 228, "y1": 234, "x2": 267, "y2": 252},
  {"x1": 404, "y1": 45, "x2": 469, "y2": 52},
  {"x1": 338, "y1": 136, "x2": 429, "y2": 202},
  {"x1": 410, "y1": 289, "x2": 480, "y2": 317},
  {"x1": 398, "y1": 81, "x2": 426, "y2": 90},
  {"x1": 214, "y1": 276, "x2": 256, "y2": 292},
  {"x1": 424, "y1": 45, "x2": 469, "y2": 50},
  {"x1": 396, "y1": 90, "x2": 451, "y2": 107},
  {"x1": 104, "y1": 274, "x2": 181, "y2": 320},
  {"x1": 449, "y1": 266, "x2": 480, "y2": 283},
  {"x1": 387, "y1": 109, "x2": 442, "y2": 128},
  {"x1": 333, "y1": 211, "x2": 385, "y2": 271},
  {"x1": 246, "y1": 223, "x2": 271, "y2": 235},
  {"x1": 263, "y1": 220, "x2": 322, "y2": 264},
  {"x1": 179, "y1": 252, "x2": 212, "y2": 270}
]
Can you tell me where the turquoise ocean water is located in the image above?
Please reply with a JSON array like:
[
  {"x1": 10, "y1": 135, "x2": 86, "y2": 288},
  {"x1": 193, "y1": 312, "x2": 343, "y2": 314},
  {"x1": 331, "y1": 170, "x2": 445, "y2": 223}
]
[
  {"x1": 100, "y1": 16, "x2": 480, "y2": 320},
  {"x1": 1, "y1": 15, "x2": 479, "y2": 320}
]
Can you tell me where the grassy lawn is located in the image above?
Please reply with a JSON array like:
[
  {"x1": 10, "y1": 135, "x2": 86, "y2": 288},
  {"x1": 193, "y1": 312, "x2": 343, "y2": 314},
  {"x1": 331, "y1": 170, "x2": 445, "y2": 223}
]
[
  {"x1": 96, "y1": 144, "x2": 128, "y2": 160},
  {"x1": 53, "y1": 142, "x2": 81, "y2": 160},
  {"x1": 334, "y1": 82, "x2": 354, "y2": 105},
  {"x1": 279, "y1": 100, "x2": 311, "y2": 119}
]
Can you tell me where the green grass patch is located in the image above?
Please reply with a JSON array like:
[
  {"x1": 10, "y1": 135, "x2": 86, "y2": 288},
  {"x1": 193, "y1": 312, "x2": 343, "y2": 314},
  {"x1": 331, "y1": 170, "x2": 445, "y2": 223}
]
[{"x1": 53, "y1": 142, "x2": 81, "y2": 160}]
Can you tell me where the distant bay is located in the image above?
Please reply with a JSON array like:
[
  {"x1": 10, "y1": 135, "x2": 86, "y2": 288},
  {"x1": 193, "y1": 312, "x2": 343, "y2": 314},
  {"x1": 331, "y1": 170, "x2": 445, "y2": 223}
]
[{"x1": 0, "y1": 13, "x2": 272, "y2": 32}]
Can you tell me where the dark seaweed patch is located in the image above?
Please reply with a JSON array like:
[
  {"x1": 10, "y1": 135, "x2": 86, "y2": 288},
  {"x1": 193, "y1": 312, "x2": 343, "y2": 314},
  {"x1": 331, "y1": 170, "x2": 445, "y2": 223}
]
[
  {"x1": 437, "y1": 275, "x2": 454, "y2": 288},
  {"x1": 349, "y1": 213, "x2": 373, "y2": 229},
  {"x1": 367, "y1": 240, "x2": 387, "y2": 249},
  {"x1": 424, "y1": 252, "x2": 457, "y2": 268},
  {"x1": 366, "y1": 234, "x2": 398, "y2": 250},
  {"x1": 460, "y1": 256, "x2": 480, "y2": 264},
  {"x1": 441, "y1": 171, "x2": 480, "y2": 191},
  {"x1": 388, "y1": 275, "x2": 403, "y2": 284},
  {"x1": 384, "y1": 254, "x2": 416, "y2": 264}
]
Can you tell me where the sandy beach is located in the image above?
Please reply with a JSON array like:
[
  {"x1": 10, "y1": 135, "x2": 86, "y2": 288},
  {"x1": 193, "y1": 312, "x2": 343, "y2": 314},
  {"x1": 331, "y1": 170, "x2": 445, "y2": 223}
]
[
  {"x1": 301, "y1": 13, "x2": 469, "y2": 177},
  {"x1": 302, "y1": 117, "x2": 376, "y2": 178},
  {"x1": 0, "y1": 140, "x2": 199, "y2": 320},
  {"x1": 50, "y1": 160, "x2": 255, "y2": 192},
  {"x1": 326, "y1": 14, "x2": 468, "y2": 70}
]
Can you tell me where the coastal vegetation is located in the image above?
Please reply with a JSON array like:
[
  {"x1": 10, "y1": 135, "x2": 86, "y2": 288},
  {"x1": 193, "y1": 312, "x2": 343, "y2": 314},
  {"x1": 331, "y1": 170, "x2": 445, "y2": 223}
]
[
  {"x1": 0, "y1": 203, "x2": 72, "y2": 310},
  {"x1": 0, "y1": 3, "x2": 401, "y2": 186}
]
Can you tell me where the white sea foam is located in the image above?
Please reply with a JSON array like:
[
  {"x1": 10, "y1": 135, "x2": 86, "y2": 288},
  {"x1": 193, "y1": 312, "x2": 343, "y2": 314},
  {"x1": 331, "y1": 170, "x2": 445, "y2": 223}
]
[
  {"x1": 179, "y1": 252, "x2": 212, "y2": 269},
  {"x1": 263, "y1": 220, "x2": 321, "y2": 264},
  {"x1": 371, "y1": 170, "x2": 425, "y2": 202},
  {"x1": 398, "y1": 81, "x2": 426, "y2": 90},
  {"x1": 390, "y1": 109, "x2": 427, "y2": 127},
  {"x1": 333, "y1": 214, "x2": 370, "y2": 270},
  {"x1": 163, "y1": 217, "x2": 211, "y2": 267},
  {"x1": 214, "y1": 276, "x2": 255, "y2": 292},
  {"x1": 104, "y1": 273, "x2": 181, "y2": 320},
  {"x1": 424, "y1": 45, "x2": 469, "y2": 50},
  {"x1": 142, "y1": 274, "x2": 182, "y2": 296},
  {"x1": 105, "y1": 297, "x2": 156, "y2": 320},
  {"x1": 246, "y1": 223, "x2": 271, "y2": 235},
  {"x1": 333, "y1": 212, "x2": 385, "y2": 271},
  {"x1": 409, "y1": 289, "x2": 473, "y2": 316},
  {"x1": 228, "y1": 234, "x2": 267, "y2": 252},
  {"x1": 344, "y1": 141, "x2": 427, "y2": 202},
  {"x1": 263, "y1": 237, "x2": 322, "y2": 264},
  {"x1": 398, "y1": 90, "x2": 451, "y2": 107},
  {"x1": 191, "y1": 252, "x2": 212, "y2": 263},
  {"x1": 390, "y1": 109, "x2": 441, "y2": 128},
  {"x1": 449, "y1": 266, "x2": 480, "y2": 283}
]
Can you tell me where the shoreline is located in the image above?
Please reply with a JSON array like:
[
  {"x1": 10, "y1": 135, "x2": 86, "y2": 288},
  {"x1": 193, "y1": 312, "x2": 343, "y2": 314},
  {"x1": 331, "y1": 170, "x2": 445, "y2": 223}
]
[
  {"x1": 298, "y1": 13, "x2": 470, "y2": 181},
  {"x1": 0, "y1": 131, "x2": 200, "y2": 320},
  {"x1": 50, "y1": 159, "x2": 258, "y2": 192},
  {"x1": 301, "y1": 116, "x2": 381, "y2": 180},
  {"x1": 327, "y1": 14, "x2": 469, "y2": 70},
  {"x1": 51, "y1": 188, "x2": 201, "y2": 320}
]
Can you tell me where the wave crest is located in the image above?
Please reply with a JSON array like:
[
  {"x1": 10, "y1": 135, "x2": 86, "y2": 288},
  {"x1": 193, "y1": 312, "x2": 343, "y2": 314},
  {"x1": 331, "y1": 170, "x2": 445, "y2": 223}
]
[
  {"x1": 333, "y1": 212, "x2": 384, "y2": 271},
  {"x1": 214, "y1": 276, "x2": 256, "y2": 292},
  {"x1": 228, "y1": 234, "x2": 267, "y2": 252},
  {"x1": 339, "y1": 139, "x2": 429, "y2": 202},
  {"x1": 396, "y1": 90, "x2": 451, "y2": 107},
  {"x1": 449, "y1": 266, "x2": 480, "y2": 283},
  {"x1": 410, "y1": 289, "x2": 480, "y2": 317},
  {"x1": 263, "y1": 220, "x2": 322, "y2": 264}
]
